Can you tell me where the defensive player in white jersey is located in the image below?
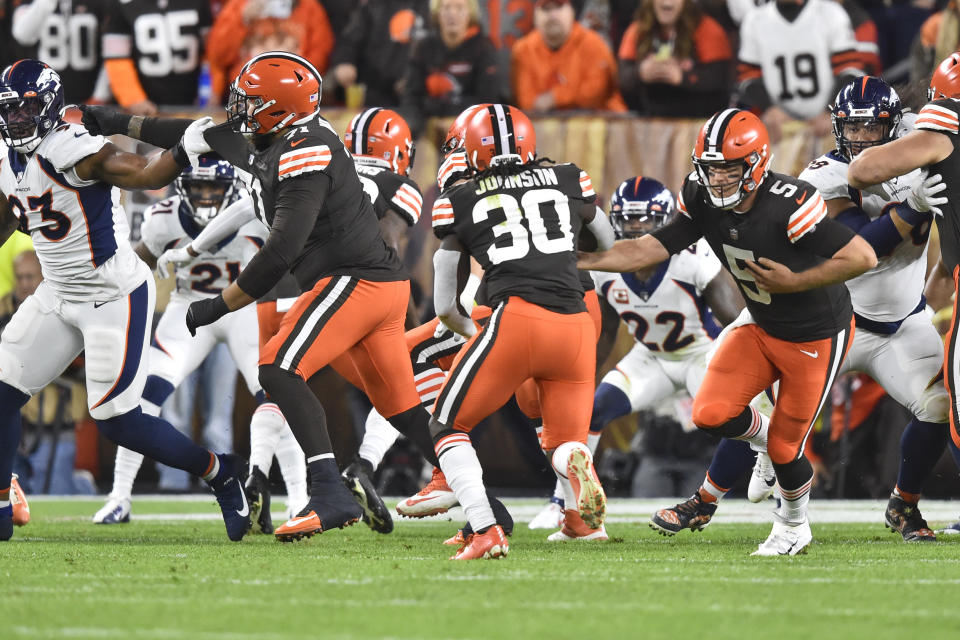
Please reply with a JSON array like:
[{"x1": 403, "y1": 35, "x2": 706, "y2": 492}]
[
  {"x1": 525, "y1": 176, "x2": 753, "y2": 535},
  {"x1": 0, "y1": 60, "x2": 250, "y2": 541},
  {"x1": 92, "y1": 156, "x2": 307, "y2": 531},
  {"x1": 736, "y1": 0, "x2": 868, "y2": 140}
]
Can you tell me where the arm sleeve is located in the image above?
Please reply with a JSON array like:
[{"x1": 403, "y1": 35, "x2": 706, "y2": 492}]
[
  {"x1": 135, "y1": 117, "x2": 193, "y2": 148},
  {"x1": 650, "y1": 214, "x2": 702, "y2": 255},
  {"x1": 794, "y1": 214, "x2": 857, "y2": 259},
  {"x1": 236, "y1": 173, "x2": 330, "y2": 299},
  {"x1": 11, "y1": 0, "x2": 57, "y2": 46},
  {"x1": 190, "y1": 196, "x2": 258, "y2": 253}
]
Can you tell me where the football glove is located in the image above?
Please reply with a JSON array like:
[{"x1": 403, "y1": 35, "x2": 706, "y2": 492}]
[
  {"x1": 156, "y1": 245, "x2": 194, "y2": 280},
  {"x1": 79, "y1": 105, "x2": 132, "y2": 137},
  {"x1": 174, "y1": 117, "x2": 215, "y2": 167},
  {"x1": 906, "y1": 172, "x2": 948, "y2": 216},
  {"x1": 185, "y1": 295, "x2": 229, "y2": 337}
]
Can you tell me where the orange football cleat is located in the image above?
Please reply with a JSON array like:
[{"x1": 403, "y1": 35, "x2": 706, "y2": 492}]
[
  {"x1": 443, "y1": 529, "x2": 465, "y2": 546},
  {"x1": 274, "y1": 500, "x2": 361, "y2": 542},
  {"x1": 11, "y1": 474, "x2": 29, "y2": 526},
  {"x1": 547, "y1": 510, "x2": 607, "y2": 542},
  {"x1": 566, "y1": 447, "x2": 606, "y2": 530},
  {"x1": 450, "y1": 524, "x2": 509, "y2": 560}
]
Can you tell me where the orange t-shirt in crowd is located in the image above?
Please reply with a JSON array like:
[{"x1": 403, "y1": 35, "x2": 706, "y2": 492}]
[
  {"x1": 511, "y1": 22, "x2": 626, "y2": 112},
  {"x1": 617, "y1": 15, "x2": 732, "y2": 66},
  {"x1": 206, "y1": 0, "x2": 334, "y2": 100}
]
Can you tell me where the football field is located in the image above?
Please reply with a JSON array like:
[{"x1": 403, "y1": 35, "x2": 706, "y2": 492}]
[{"x1": 5, "y1": 497, "x2": 960, "y2": 640}]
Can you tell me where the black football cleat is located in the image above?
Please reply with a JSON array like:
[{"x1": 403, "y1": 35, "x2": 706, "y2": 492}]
[
  {"x1": 274, "y1": 488, "x2": 363, "y2": 542},
  {"x1": 209, "y1": 454, "x2": 252, "y2": 542},
  {"x1": 0, "y1": 504, "x2": 12, "y2": 541},
  {"x1": 885, "y1": 494, "x2": 936, "y2": 542},
  {"x1": 649, "y1": 493, "x2": 717, "y2": 536},
  {"x1": 244, "y1": 465, "x2": 274, "y2": 534},
  {"x1": 342, "y1": 457, "x2": 393, "y2": 534}
]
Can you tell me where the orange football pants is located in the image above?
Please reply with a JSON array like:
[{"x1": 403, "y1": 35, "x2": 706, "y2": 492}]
[
  {"x1": 259, "y1": 276, "x2": 421, "y2": 418},
  {"x1": 692, "y1": 318, "x2": 854, "y2": 464},
  {"x1": 432, "y1": 297, "x2": 596, "y2": 450}
]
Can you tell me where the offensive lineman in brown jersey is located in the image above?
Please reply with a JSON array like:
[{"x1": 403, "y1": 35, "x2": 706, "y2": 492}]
[
  {"x1": 848, "y1": 54, "x2": 960, "y2": 456},
  {"x1": 429, "y1": 104, "x2": 617, "y2": 559},
  {"x1": 580, "y1": 109, "x2": 877, "y2": 555}
]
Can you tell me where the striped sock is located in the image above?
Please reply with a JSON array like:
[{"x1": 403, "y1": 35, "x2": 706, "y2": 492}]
[
  {"x1": 698, "y1": 472, "x2": 728, "y2": 504},
  {"x1": 733, "y1": 407, "x2": 769, "y2": 452},
  {"x1": 201, "y1": 452, "x2": 220, "y2": 483},
  {"x1": 776, "y1": 457, "x2": 814, "y2": 525}
]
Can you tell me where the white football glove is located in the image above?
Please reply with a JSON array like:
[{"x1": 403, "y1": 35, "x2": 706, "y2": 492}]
[
  {"x1": 906, "y1": 172, "x2": 948, "y2": 216},
  {"x1": 180, "y1": 116, "x2": 215, "y2": 165},
  {"x1": 156, "y1": 245, "x2": 194, "y2": 279}
]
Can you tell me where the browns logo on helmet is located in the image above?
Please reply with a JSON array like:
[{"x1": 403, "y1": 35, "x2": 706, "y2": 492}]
[
  {"x1": 463, "y1": 104, "x2": 536, "y2": 171},
  {"x1": 226, "y1": 51, "x2": 322, "y2": 136},
  {"x1": 692, "y1": 108, "x2": 771, "y2": 210},
  {"x1": 344, "y1": 107, "x2": 416, "y2": 176}
]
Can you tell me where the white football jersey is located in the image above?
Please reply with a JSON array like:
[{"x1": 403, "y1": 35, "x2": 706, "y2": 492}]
[
  {"x1": 799, "y1": 145, "x2": 927, "y2": 323},
  {"x1": 591, "y1": 238, "x2": 722, "y2": 361},
  {"x1": 0, "y1": 123, "x2": 143, "y2": 302},
  {"x1": 739, "y1": 0, "x2": 860, "y2": 119},
  {"x1": 140, "y1": 194, "x2": 267, "y2": 304}
]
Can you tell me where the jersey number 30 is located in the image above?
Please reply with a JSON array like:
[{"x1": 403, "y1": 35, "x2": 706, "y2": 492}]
[{"x1": 472, "y1": 189, "x2": 574, "y2": 265}]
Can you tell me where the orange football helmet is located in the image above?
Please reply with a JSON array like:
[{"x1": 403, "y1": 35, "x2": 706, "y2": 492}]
[
  {"x1": 463, "y1": 104, "x2": 536, "y2": 171},
  {"x1": 441, "y1": 103, "x2": 491, "y2": 157},
  {"x1": 692, "y1": 108, "x2": 771, "y2": 210},
  {"x1": 929, "y1": 53, "x2": 960, "y2": 101},
  {"x1": 344, "y1": 107, "x2": 415, "y2": 176},
  {"x1": 227, "y1": 51, "x2": 321, "y2": 136}
]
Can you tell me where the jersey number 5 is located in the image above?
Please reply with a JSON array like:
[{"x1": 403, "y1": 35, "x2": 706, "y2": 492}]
[
  {"x1": 722, "y1": 244, "x2": 771, "y2": 304},
  {"x1": 472, "y1": 189, "x2": 574, "y2": 265}
]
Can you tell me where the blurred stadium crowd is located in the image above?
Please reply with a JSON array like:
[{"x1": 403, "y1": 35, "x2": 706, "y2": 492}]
[{"x1": 1, "y1": 0, "x2": 959, "y2": 502}]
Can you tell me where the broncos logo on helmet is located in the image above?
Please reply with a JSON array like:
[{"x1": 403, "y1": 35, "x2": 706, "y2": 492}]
[
  {"x1": 0, "y1": 59, "x2": 65, "y2": 154},
  {"x1": 175, "y1": 154, "x2": 240, "y2": 226},
  {"x1": 609, "y1": 176, "x2": 676, "y2": 239}
]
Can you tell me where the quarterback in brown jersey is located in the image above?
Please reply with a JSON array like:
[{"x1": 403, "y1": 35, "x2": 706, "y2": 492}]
[
  {"x1": 581, "y1": 108, "x2": 877, "y2": 555},
  {"x1": 428, "y1": 104, "x2": 617, "y2": 560}
]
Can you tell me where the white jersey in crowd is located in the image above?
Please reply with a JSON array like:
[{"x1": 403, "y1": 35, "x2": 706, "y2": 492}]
[
  {"x1": 739, "y1": 0, "x2": 861, "y2": 120},
  {"x1": 591, "y1": 238, "x2": 722, "y2": 361},
  {"x1": 799, "y1": 125, "x2": 926, "y2": 323},
  {"x1": 0, "y1": 122, "x2": 143, "y2": 302},
  {"x1": 140, "y1": 194, "x2": 267, "y2": 303}
]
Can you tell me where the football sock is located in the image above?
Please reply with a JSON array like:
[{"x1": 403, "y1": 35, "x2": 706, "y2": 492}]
[
  {"x1": 248, "y1": 402, "x2": 286, "y2": 473},
  {"x1": 388, "y1": 405, "x2": 441, "y2": 467},
  {"x1": 0, "y1": 383, "x2": 29, "y2": 488},
  {"x1": 96, "y1": 407, "x2": 212, "y2": 477},
  {"x1": 141, "y1": 375, "x2": 174, "y2": 417},
  {"x1": 304, "y1": 455, "x2": 342, "y2": 507},
  {"x1": 590, "y1": 383, "x2": 631, "y2": 432},
  {"x1": 275, "y1": 428, "x2": 308, "y2": 514},
  {"x1": 0, "y1": 486, "x2": 9, "y2": 509},
  {"x1": 587, "y1": 431, "x2": 601, "y2": 454},
  {"x1": 896, "y1": 419, "x2": 948, "y2": 497},
  {"x1": 110, "y1": 447, "x2": 145, "y2": 501},
  {"x1": 258, "y1": 365, "x2": 333, "y2": 459},
  {"x1": 358, "y1": 407, "x2": 402, "y2": 469},
  {"x1": 435, "y1": 432, "x2": 496, "y2": 533},
  {"x1": 773, "y1": 457, "x2": 813, "y2": 525},
  {"x1": 703, "y1": 438, "x2": 756, "y2": 502},
  {"x1": 704, "y1": 406, "x2": 769, "y2": 451}
]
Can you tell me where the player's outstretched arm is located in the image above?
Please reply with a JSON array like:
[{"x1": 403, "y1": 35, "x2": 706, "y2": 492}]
[
  {"x1": 746, "y1": 234, "x2": 877, "y2": 294},
  {"x1": 577, "y1": 234, "x2": 671, "y2": 273},
  {"x1": 848, "y1": 130, "x2": 953, "y2": 188},
  {"x1": 703, "y1": 270, "x2": 745, "y2": 326},
  {"x1": 74, "y1": 142, "x2": 185, "y2": 190},
  {"x1": 80, "y1": 106, "x2": 193, "y2": 148}
]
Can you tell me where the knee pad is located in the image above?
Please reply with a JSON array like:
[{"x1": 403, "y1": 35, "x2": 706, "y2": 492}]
[
  {"x1": 692, "y1": 400, "x2": 738, "y2": 430},
  {"x1": 914, "y1": 384, "x2": 950, "y2": 424},
  {"x1": 85, "y1": 327, "x2": 125, "y2": 383}
]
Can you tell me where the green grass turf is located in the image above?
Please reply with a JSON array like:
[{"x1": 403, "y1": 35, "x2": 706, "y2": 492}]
[{"x1": 4, "y1": 500, "x2": 960, "y2": 640}]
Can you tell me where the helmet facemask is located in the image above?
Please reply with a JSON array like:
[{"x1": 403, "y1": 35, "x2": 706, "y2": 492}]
[
  {"x1": 176, "y1": 163, "x2": 238, "y2": 227},
  {"x1": 694, "y1": 154, "x2": 759, "y2": 210},
  {"x1": 610, "y1": 202, "x2": 672, "y2": 239},
  {"x1": 0, "y1": 92, "x2": 54, "y2": 154},
  {"x1": 226, "y1": 82, "x2": 292, "y2": 137}
]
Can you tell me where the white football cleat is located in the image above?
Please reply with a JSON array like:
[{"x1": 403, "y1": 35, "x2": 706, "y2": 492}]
[
  {"x1": 528, "y1": 497, "x2": 564, "y2": 530},
  {"x1": 396, "y1": 467, "x2": 458, "y2": 518},
  {"x1": 751, "y1": 517, "x2": 812, "y2": 556},
  {"x1": 546, "y1": 509, "x2": 608, "y2": 541},
  {"x1": 93, "y1": 497, "x2": 131, "y2": 524},
  {"x1": 747, "y1": 451, "x2": 777, "y2": 502}
]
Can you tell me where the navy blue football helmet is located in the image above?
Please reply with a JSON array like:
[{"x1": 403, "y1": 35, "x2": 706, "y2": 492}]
[
  {"x1": 175, "y1": 154, "x2": 240, "y2": 226},
  {"x1": 609, "y1": 176, "x2": 675, "y2": 239},
  {"x1": 0, "y1": 59, "x2": 65, "y2": 154},
  {"x1": 830, "y1": 76, "x2": 902, "y2": 160}
]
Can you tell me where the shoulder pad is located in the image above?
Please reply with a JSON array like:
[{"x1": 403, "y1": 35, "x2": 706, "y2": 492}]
[
  {"x1": 798, "y1": 154, "x2": 849, "y2": 201},
  {"x1": 277, "y1": 133, "x2": 333, "y2": 181},
  {"x1": 786, "y1": 189, "x2": 828, "y2": 243},
  {"x1": 38, "y1": 123, "x2": 106, "y2": 172},
  {"x1": 916, "y1": 100, "x2": 960, "y2": 135}
]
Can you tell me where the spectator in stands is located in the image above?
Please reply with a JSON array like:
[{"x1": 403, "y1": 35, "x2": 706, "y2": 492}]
[
  {"x1": 736, "y1": 0, "x2": 868, "y2": 142},
  {"x1": 207, "y1": 0, "x2": 335, "y2": 104},
  {"x1": 840, "y1": 0, "x2": 883, "y2": 77},
  {"x1": 910, "y1": 1, "x2": 960, "y2": 84},
  {"x1": 11, "y1": 0, "x2": 111, "y2": 104},
  {"x1": 478, "y1": 0, "x2": 535, "y2": 49},
  {"x1": 512, "y1": 0, "x2": 626, "y2": 113},
  {"x1": 617, "y1": 0, "x2": 734, "y2": 117},
  {"x1": 401, "y1": 0, "x2": 503, "y2": 134},
  {"x1": 103, "y1": 0, "x2": 212, "y2": 114},
  {"x1": 330, "y1": 0, "x2": 427, "y2": 108},
  {"x1": 0, "y1": 233, "x2": 33, "y2": 299}
]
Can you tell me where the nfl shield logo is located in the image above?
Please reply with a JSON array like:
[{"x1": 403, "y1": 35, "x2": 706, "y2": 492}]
[{"x1": 729, "y1": 228, "x2": 739, "y2": 240}]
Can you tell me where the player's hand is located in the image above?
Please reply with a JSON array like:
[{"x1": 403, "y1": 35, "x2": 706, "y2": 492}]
[
  {"x1": 906, "y1": 172, "x2": 948, "y2": 216},
  {"x1": 79, "y1": 105, "x2": 131, "y2": 137},
  {"x1": 156, "y1": 245, "x2": 194, "y2": 279},
  {"x1": 745, "y1": 257, "x2": 799, "y2": 293},
  {"x1": 179, "y1": 117, "x2": 215, "y2": 165},
  {"x1": 185, "y1": 295, "x2": 229, "y2": 336}
]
